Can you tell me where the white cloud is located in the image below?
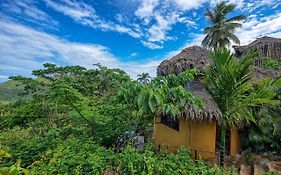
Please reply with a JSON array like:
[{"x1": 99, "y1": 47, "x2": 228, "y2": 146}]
[
  {"x1": 0, "y1": 19, "x2": 120, "y2": 76},
  {"x1": 135, "y1": 0, "x2": 159, "y2": 22},
  {"x1": 237, "y1": 13, "x2": 281, "y2": 45},
  {"x1": 124, "y1": 60, "x2": 162, "y2": 78},
  {"x1": 43, "y1": 0, "x2": 201, "y2": 49},
  {"x1": 209, "y1": 0, "x2": 279, "y2": 11},
  {"x1": 0, "y1": 0, "x2": 58, "y2": 28},
  {"x1": 0, "y1": 75, "x2": 9, "y2": 79},
  {"x1": 210, "y1": 0, "x2": 245, "y2": 9},
  {"x1": 0, "y1": 19, "x2": 161, "y2": 79},
  {"x1": 163, "y1": 11, "x2": 281, "y2": 60},
  {"x1": 247, "y1": 0, "x2": 277, "y2": 11},
  {"x1": 0, "y1": 75, "x2": 9, "y2": 82},
  {"x1": 171, "y1": 0, "x2": 208, "y2": 10},
  {"x1": 134, "y1": 0, "x2": 200, "y2": 49},
  {"x1": 141, "y1": 41, "x2": 163, "y2": 49},
  {"x1": 44, "y1": 0, "x2": 142, "y2": 38},
  {"x1": 130, "y1": 52, "x2": 138, "y2": 57},
  {"x1": 44, "y1": 0, "x2": 95, "y2": 21}
]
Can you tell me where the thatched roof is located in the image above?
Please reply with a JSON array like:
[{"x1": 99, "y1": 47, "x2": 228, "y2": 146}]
[
  {"x1": 247, "y1": 36, "x2": 281, "y2": 46},
  {"x1": 157, "y1": 46, "x2": 221, "y2": 121},
  {"x1": 234, "y1": 36, "x2": 281, "y2": 58},
  {"x1": 185, "y1": 79, "x2": 222, "y2": 122},
  {"x1": 233, "y1": 36, "x2": 281, "y2": 81},
  {"x1": 157, "y1": 46, "x2": 210, "y2": 76}
]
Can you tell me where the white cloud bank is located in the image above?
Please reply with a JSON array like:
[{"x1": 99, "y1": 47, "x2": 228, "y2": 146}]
[
  {"x1": 237, "y1": 13, "x2": 281, "y2": 45},
  {"x1": 43, "y1": 0, "x2": 204, "y2": 49},
  {"x1": 0, "y1": 0, "x2": 58, "y2": 28},
  {"x1": 44, "y1": 0, "x2": 142, "y2": 38},
  {"x1": 0, "y1": 19, "x2": 159, "y2": 81},
  {"x1": 3, "y1": 0, "x2": 280, "y2": 51}
]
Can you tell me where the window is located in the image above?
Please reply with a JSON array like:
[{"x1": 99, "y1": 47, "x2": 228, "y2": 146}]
[{"x1": 161, "y1": 114, "x2": 179, "y2": 131}]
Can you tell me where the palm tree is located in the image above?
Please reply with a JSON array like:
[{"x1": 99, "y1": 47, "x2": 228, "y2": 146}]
[
  {"x1": 137, "y1": 73, "x2": 151, "y2": 84},
  {"x1": 202, "y1": 1, "x2": 246, "y2": 49},
  {"x1": 204, "y1": 48, "x2": 281, "y2": 166}
]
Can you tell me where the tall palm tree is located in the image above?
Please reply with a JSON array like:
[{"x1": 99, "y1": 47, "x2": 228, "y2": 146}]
[
  {"x1": 204, "y1": 48, "x2": 281, "y2": 166},
  {"x1": 202, "y1": 1, "x2": 246, "y2": 49},
  {"x1": 137, "y1": 73, "x2": 151, "y2": 84}
]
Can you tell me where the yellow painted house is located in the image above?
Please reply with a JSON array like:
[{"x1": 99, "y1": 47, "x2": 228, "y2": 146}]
[{"x1": 154, "y1": 46, "x2": 240, "y2": 161}]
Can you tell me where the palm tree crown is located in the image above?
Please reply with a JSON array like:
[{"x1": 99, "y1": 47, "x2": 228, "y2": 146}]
[
  {"x1": 137, "y1": 73, "x2": 151, "y2": 84},
  {"x1": 202, "y1": 1, "x2": 246, "y2": 49}
]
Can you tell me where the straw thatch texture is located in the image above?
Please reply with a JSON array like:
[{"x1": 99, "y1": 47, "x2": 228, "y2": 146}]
[
  {"x1": 185, "y1": 79, "x2": 222, "y2": 121},
  {"x1": 234, "y1": 36, "x2": 281, "y2": 59},
  {"x1": 233, "y1": 36, "x2": 281, "y2": 81},
  {"x1": 157, "y1": 46, "x2": 210, "y2": 76},
  {"x1": 157, "y1": 46, "x2": 221, "y2": 121}
]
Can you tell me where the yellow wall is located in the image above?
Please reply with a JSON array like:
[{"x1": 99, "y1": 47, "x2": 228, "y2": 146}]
[
  {"x1": 189, "y1": 120, "x2": 217, "y2": 160},
  {"x1": 230, "y1": 128, "x2": 239, "y2": 156},
  {"x1": 154, "y1": 117, "x2": 217, "y2": 160},
  {"x1": 154, "y1": 117, "x2": 189, "y2": 151}
]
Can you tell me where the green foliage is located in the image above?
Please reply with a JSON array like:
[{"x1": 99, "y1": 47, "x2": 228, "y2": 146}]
[
  {"x1": 0, "y1": 149, "x2": 30, "y2": 175},
  {"x1": 30, "y1": 137, "x2": 114, "y2": 174},
  {"x1": 204, "y1": 48, "x2": 280, "y2": 165},
  {"x1": 117, "y1": 69, "x2": 202, "y2": 118},
  {"x1": 2, "y1": 133, "x2": 59, "y2": 167},
  {"x1": 204, "y1": 48, "x2": 280, "y2": 126},
  {"x1": 244, "y1": 87, "x2": 281, "y2": 154},
  {"x1": 0, "y1": 161, "x2": 30, "y2": 175},
  {"x1": 27, "y1": 138, "x2": 234, "y2": 175},
  {"x1": 0, "y1": 80, "x2": 25, "y2": 103},
  {"x1": 3, "y1": 62, "x2": 279, "y2": 174},
  {"x1": 261, "y1": 57, "x2": 281, "y2": 70}
]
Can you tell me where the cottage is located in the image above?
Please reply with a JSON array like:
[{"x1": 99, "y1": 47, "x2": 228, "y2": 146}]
[{"x1": 154, "y1": 46, "x2": 239, "y2": 161}]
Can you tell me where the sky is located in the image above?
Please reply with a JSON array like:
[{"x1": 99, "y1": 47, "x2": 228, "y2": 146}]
[{"x1": 0, "y1": 0, "x2": 281, "y2": 82}]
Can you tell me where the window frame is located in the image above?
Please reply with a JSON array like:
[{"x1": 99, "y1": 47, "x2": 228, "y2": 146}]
[{"x1": 160, "y1": 114, "x2": 180, "y2": 131}]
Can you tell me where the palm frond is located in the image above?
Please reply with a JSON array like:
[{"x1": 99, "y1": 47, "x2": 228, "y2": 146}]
[{"x1": 226, "y1": 15, "x2": 246, "y2": 22}]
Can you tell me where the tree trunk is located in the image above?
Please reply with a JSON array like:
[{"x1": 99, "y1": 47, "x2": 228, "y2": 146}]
[
  {"x1": 219, "y1": 125, "x2": 226, "y2": 167},
  {"x1": 66, "y1": 97, "x2": 95, "y2": 136}
]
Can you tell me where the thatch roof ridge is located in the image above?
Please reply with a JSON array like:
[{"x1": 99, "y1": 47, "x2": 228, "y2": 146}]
[
  {"x1": 248, "y1": 36, "x2": 281, "y2": 46},
  {"x1": 157, "y1": 46, "x2": 210, "y2": 76},
  {"x1": 234, "y1": 36, "x2": 281, "y2": 58},
  {"x1": 236, "y1": 36, "x2": 281, "y2": 48}
]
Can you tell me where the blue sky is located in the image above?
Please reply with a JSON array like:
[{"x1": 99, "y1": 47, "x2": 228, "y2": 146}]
[{"x1": 0, "y1": 0, "x2": 281, "y2": 82}]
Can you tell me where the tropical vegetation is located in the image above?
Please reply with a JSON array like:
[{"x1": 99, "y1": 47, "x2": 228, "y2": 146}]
[
  {"x1": 202, "y1": 1, "x2": 246, "y2": 49},
  {"x1": 0, "y1": 63, "x2": 237, "y2": 174},
  {"x1": 1, "y1": 1, "x2": 280, "y2": 174},
  {"x1": 203, "y1": 48, "x2": 281, "y2": 166}
]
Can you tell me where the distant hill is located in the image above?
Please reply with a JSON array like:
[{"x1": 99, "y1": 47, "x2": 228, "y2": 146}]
[{"x1": 0, "y1": 80, "x2": 25, "y2": 103}]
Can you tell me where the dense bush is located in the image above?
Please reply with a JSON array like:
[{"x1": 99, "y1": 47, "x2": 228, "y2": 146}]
[
  {"x1": 28, "y1": 138, "x2": 235, "y2": 175},
  {"x1": 243, "y1": 88, "x2": 281, "y2": 155},
  {"x1": 261, "y1": 57, "x2": 281, "y2": 70}
]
